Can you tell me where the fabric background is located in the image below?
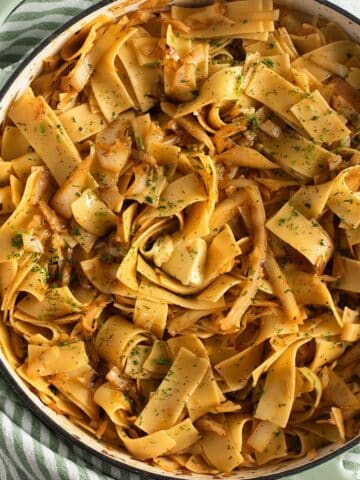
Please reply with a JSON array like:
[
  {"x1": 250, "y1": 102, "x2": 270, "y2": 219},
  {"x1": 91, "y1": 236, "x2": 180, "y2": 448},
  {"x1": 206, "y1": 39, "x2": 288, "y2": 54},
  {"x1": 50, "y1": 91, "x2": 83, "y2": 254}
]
[{"x1": 0, "y1": 0, "x2": 359, "y2": 479}]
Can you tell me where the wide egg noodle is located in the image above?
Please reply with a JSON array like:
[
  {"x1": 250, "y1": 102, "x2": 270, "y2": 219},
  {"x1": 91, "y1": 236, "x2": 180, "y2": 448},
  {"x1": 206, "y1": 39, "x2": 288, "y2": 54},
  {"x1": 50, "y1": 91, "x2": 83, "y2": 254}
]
[
  {"x1": 117, "y1": 29, "x2": 162, "y2": 112},
  {"x1": 216, "y1": 146, "x2": 278, "y2": 170},
  {"x1": 264, "y1": 251, "x2": 304, "y2": 323},
  {"x1": 1, "y1": 126, "x2": 30, "y2": 161},
  {"x1": 327, "y1": 166, "x2": 360, "y2": 228},
  {"x1": 94, "y1": 381, "x2": 131, "y2": 426},
  {"x1": 51, "y1": 148, "x2": 97, "y2": 219},
  {"x1": 50, "y1": 365, "x2": 99, "y2": 420},
  {"x1": 135, "y1": 346, "x2": 208, "y2": 433},
  {"x1": 26, "y1": 342, "x2": 88, "y2": 376},
  {"x1": 174, "y1": 67, "x2": 245, "y2": 118},
  {"x1": 17, "y1": 286, "x2": 84, "y2": 320},
  {"x1": 290, "y1": 89, "x2": 350, "y2": 144},
  {"x1": 71, "y1": 188, "x2": 117, "y2": 236},
  {"x1": 259, "y1": 130, "x2": 339, "y2": 179},
  {"x1": 91, "y1": 26, "x2": 137, "y2": 122},
  {"x1": 11, "y1": 312, "x2": 66, "y2": 346},
  {"x1": 9, "y1": 88, "x2": 82, "y2": 185},
  {"x1": 61, "y1": 13, "x2": 116, "y2": 92},
  {"x1": 283, "y1": 264, "x2": 342, "y2": 326},
  {"x1": 0, "y1": 168, "x2": 49, "y2": 263},
  {"x1": 220, "y1": 182, "x2": 266, "y2": 332},
  {"x1": 254, "y1": 338, "x2": 311, "y2": 428},
  {"x1": 117, "y1": 218, "x2": 170, "y2": 290},
  {"x1": 58, "y1": 103, "x2": 107, "y2": 142},
  {"x1": 95, "y1": 315, "x2": 153, "y2": 371},
  {"x1": 333, "y1": 254, "x2": 360, "y2": 293},
  {"x1": 292, "y1": 40, "x2": 360, "y2": 82},
  {"x1": 266, "y1": 201, "x2": 333, "y2": 269},
  {"x1": 172, "y1": 0, "x2": 278, "y2": 39},
  {"x1": 167, "y1": 334, "x2": 225, "y2": 420},
  {"x1": 200, "y1": 415, "x2": 244, "y2": 472},
  {"x1": 133, "y1": 297, "x2": 168, "y2": 338},
  {"x1": 245, "y1": 63, "x2": 306, "y2": 132},
  {"x1": 118, "y1": 418, "x2": 200, "y2": 460},
  {"x1": 215, "y1": 344, "x2": 263, "y2": 390}
]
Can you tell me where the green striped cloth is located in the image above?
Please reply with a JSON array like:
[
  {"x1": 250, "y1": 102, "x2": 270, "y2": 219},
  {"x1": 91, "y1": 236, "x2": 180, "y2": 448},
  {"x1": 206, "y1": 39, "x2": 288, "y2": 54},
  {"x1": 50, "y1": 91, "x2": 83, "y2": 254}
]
[{"x1": 0, "y1": 1, "x2": 359, "y2": 479}]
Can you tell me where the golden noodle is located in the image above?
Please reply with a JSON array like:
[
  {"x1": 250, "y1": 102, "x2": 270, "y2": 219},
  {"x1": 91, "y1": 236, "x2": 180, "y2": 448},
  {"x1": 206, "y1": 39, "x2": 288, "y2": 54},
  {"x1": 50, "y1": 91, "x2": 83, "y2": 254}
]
[{"x1": 0, "y1": 0, "x2": 359, "y2": 474}]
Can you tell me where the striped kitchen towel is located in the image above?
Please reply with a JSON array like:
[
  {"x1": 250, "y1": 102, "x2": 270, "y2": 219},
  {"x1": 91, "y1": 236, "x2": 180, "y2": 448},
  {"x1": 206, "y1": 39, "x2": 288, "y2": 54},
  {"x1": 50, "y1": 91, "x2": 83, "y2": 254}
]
[{"x1": 0, "y1": 1, "x2": 359, "y2": 480}]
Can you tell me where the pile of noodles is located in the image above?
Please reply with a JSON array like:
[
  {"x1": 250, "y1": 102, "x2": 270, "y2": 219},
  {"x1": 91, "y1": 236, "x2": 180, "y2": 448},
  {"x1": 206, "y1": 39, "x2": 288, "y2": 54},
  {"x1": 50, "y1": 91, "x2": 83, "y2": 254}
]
[{"x1": 0, "y1": 0, "x2": 359, "y2": 473}]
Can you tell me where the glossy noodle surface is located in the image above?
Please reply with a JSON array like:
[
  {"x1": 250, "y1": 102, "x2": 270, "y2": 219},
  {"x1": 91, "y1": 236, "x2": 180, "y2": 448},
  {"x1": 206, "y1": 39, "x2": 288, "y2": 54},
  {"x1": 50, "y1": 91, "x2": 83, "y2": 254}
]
[{"x1": 0, "y1": 0, "x2": 360, "y2": 474}]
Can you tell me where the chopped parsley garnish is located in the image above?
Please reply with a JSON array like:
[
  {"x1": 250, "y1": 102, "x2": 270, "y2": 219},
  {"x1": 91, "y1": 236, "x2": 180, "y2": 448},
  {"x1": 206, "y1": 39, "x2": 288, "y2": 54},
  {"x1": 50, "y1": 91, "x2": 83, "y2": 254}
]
[
  {"x1": 155, "y1": 358, "x2": 171, "y2": 366},
  {"x1": 236, "y1": 74, "x2": 244, "y2": 95},
  {"x1": 136, "y1": 136, "x2": 145, "y2": 151},
  {"x1": 261, "y1": 58, "x2": 274, "y2": 68},
  {"x1": 247, "y1": 114, "x2": 260, "y2": 129},
  {"x1": 11, "y1": 233, "x2": 23, "y2": 249},
  {"x1": 144, "y1": 60, "x2": 161, "y2": 67}
]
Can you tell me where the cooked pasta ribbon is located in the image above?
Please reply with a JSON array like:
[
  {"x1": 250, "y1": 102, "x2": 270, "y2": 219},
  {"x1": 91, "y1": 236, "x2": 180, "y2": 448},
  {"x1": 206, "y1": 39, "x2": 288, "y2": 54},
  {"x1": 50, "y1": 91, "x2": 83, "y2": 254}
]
[
  {"x1": 9, "y1": 88, "x2": 81, "y2": 185},
  {"x1": 135, "y1": 347, "x2": 208, "y2": 432},
  {"x1": 266, "y1": 202, "x2": 333, "y2": 269},
  {"x1": 290, "y1": 90, "x2": 350, "y2": 144},
  {"x1": 0, "y1": 1, "x2": 358, "y2": 474},
  {"x1": 91, "y1": 27, "x2": 136, "y2": 122},
  {"x1": 255, "y1": 338, "x2": 310, "y2": 427}
]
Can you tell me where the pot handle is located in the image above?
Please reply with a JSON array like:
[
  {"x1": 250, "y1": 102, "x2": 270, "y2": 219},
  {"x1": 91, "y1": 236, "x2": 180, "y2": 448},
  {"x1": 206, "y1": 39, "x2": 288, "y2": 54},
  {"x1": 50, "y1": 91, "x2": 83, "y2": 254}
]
[
  {"x1": 0, "y1": 0, "x2": 24, "y2": 88},
  {"x1": 287, "y1": 454, "x2": 354, "y2": 480}
]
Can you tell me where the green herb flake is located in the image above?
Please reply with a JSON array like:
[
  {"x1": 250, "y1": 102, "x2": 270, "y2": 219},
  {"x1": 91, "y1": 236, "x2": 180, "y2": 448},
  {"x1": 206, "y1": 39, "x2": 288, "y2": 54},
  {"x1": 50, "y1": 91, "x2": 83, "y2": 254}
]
[
  {"x1": 136, "y1": 136, "x2": 145, "y2": 151},
  {"x1": 236, "y1": 74, "x2": 244, "y2": 95},
  {"x1": 144, "y1": 60, "x2": 161, "y2": 67},
  {"x1": 11, "y1": 233, "x2": 23, "y2": 249},
  {"x1": 261, "y1": 58, "x2": 274, "y2": 68},
  {"x1": 247, "y1": 113, "x2": 260, "y2": 129},
  {"x1": 155, "y1": 358, "x2": 171, "y2": 366}
]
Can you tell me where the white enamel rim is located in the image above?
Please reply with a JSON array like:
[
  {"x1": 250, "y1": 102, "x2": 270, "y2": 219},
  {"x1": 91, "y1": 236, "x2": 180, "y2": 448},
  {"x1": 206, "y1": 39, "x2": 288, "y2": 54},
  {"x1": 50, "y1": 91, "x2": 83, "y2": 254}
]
[{"x1": 0, "y1": 1, "x2": 359, "y2": 479}]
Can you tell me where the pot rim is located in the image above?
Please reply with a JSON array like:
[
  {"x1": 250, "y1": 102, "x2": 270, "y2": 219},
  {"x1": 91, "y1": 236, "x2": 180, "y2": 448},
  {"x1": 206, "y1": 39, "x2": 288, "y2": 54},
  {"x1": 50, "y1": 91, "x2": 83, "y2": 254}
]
[{"x1": 0, "y1": 1, "x2": 359, "y2": 479}]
